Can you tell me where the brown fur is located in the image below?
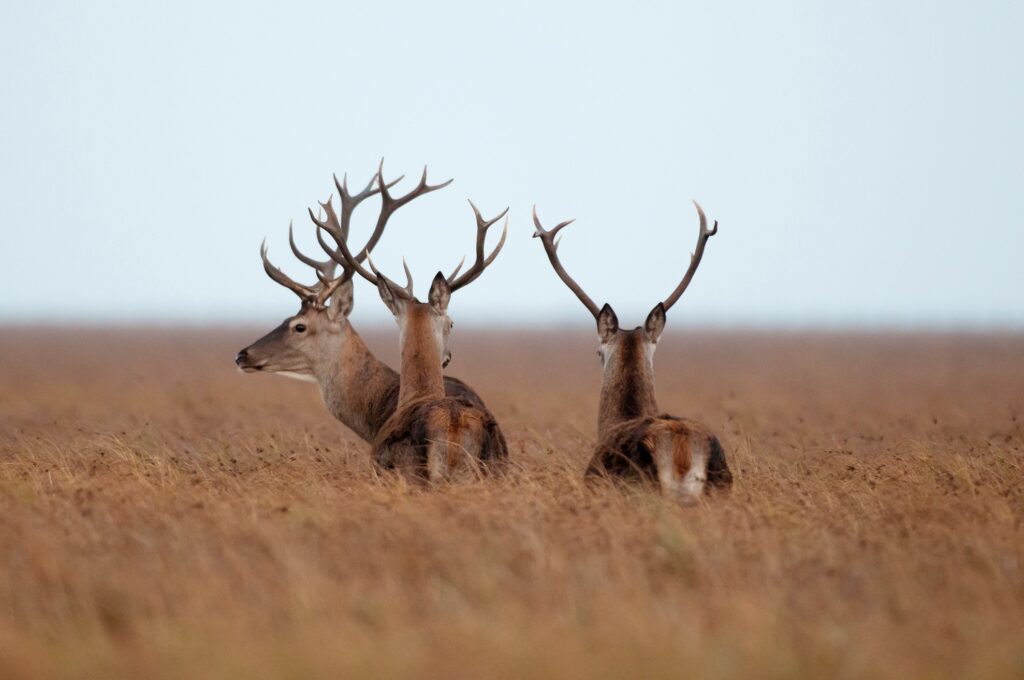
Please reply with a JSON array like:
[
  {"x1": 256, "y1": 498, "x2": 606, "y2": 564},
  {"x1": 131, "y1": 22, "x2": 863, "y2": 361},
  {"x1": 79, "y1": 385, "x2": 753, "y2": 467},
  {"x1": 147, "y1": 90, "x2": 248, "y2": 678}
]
[
  {"x1": 374, "y1": 301, "x2": 508, "y2": 482},
  {"x1": 396, "y1": 306, "x2": 447, "y2": 408},
  {"x1": 373, "y1": 395, "x2": 507, "y2": 479},
  {"x1": 589, "y1": 328, "x2": 733, "y2": 497},
  {"x1": 597, "y1": 331, "x2": 659, "y2": 437},
  {"x1": 238, "y1": 312, "x2": 491, "y2": 444}
]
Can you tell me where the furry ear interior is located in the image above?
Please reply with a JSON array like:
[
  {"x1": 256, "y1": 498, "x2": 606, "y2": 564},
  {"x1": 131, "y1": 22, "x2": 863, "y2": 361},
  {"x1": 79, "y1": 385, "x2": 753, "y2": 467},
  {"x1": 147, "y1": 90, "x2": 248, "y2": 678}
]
[
  {"x1": 597, "y1": 303, "x2": 619, "y2": 343},
  {"x1": 644, "y1": 302, "x2": 667, "y2": 343},
  {"x1": 377, "y1": 278, "x2": 402, "y2": 316},
  {"x1": 328, "y1": 279, "x2": 354, "y2": 320},
  {"x1": 428, "y1": 272, "x2": 451, "y2": 314}
]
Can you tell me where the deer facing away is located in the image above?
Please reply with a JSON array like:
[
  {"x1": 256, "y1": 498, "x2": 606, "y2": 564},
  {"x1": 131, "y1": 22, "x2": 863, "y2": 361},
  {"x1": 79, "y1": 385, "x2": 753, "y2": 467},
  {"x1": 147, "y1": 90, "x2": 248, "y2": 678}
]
[
  {"x1": 532, "y1": 202, "x2": 733, "y2": 503},
  {"x1": 325, "y1": 187, "x2": 510, "y2": 482},
  {"x1": 234, "y1": 165, "x2": 496, "y2": 445}
]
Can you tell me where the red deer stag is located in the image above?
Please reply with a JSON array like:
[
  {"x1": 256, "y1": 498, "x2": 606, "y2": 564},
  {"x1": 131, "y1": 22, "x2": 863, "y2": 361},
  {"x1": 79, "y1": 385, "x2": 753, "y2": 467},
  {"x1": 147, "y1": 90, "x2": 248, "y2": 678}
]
[
  {"x1": 235, "y1": 164, "x2": 497, "y2": 446},
  {"x1": 532, "y1": 202, "x2": 733, "y2": 503},
  {"x1": 322, "y1": 184, "x2": 509, "y2": 481}
]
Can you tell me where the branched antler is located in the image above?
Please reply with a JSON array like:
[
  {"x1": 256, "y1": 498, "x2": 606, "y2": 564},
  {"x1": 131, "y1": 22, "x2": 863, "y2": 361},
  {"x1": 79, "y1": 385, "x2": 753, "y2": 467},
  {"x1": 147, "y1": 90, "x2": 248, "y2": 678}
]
[
  {"x1": 263, "y1": 161, "x2": 507, "y2": 306},
  {"x1": 309, "y1": 161, "x2": 406, "y2": 282},
  {"x1": 261, "y1": 238, "x2": 347, "y2": 306},
  {"x1": 446, "y1": 201, "x2": 508, "y2": 292},
  {"x1": 532, "y1": 206, "x2": 600, "y2": 319},
  {"x1": 288, "y1": 220, "x2": 336, "y2": 286},
  {"x1": 260, "y1": 161, "x2": 403, "y2": 307},
  {"x1": 315, "y1": 161, "x2": 452, "y2": 296},
  {"x1": 329, "y1": 185, "x2": 506, "y2": 300}
]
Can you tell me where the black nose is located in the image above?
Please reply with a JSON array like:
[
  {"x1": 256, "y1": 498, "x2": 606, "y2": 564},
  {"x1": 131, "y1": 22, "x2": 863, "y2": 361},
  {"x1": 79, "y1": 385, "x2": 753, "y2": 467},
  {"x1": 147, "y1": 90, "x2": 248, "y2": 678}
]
[{"x1": 235, "y1": 349, "x2": 248, "y2": 366}]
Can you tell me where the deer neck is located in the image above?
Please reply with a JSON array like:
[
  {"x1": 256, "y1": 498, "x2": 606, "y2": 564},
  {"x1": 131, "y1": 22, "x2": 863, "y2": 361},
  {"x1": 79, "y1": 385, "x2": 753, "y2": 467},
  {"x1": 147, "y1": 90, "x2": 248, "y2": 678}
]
[
  {"x1": 397, "y1": 315, "x2": 446, "y2": 407},
  {"x1": 598, "y1": 335, "x2": 659, "y2": 437},
  {"x1": 313, "y1": 324, "x2": 398, "y2": 441}
]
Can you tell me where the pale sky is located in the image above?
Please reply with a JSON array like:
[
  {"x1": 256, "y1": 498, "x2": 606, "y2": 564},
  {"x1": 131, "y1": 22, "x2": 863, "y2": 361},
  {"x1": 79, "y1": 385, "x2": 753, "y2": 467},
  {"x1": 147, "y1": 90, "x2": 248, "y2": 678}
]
[{"x1": 1, "y1": 1, "x2": 1021, "y2": 327}]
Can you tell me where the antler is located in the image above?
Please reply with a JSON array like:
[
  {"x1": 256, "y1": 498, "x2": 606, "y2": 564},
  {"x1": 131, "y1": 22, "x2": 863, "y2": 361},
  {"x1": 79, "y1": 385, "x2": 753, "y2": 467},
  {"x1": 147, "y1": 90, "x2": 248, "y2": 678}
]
[
  {"x1": 316, "y1": 161, "x2": 452, "y2": 297},
  {"x1": 261, "y1": 163, "x2": 407, "y2": 307},
  {"x1": 328, "y1": 184, "x2": 506, "y2": 300},
  {"x1": 288, "y1": 220, "x2": 336, "y2": 287},
  {"x1": 446, "y1": 201, "x2": 509, "y2": 292},
  {"x1": 661, "y1": 201, "x2": 718, "y2": 312},
  {"x1": 392, "y1": 257, "x2": 462, "y2": 298},
  {"x1": 532, "y1": 206, "x2": 601, "y2": 319},
  {"x1": 261, "y1": 238, "x2": 347, "y2": 306},
  {"x1": 309, "y1": 162, "x2": 407, "y2": 283},
  {"x1": 261, "y1": 239, "x2": 316, "y2": 300}
]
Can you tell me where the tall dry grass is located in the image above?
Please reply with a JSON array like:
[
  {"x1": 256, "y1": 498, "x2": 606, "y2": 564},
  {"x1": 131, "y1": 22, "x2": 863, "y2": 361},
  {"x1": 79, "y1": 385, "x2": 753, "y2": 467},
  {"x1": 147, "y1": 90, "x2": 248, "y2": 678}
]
[{"x1": 1, "y1": 328, "x2": 1022, "y2": 678}]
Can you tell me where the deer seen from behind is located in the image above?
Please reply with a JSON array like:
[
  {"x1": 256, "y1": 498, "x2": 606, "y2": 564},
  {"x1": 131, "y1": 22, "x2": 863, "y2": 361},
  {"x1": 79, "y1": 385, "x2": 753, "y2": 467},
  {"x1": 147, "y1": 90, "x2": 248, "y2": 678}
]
[
  {"x1": 234, "y1": 164, "x2": 492, "y2": 443},
  {"x1": 325, "y1": 187, "x2": 510, "y2": 482},
  {"x1": 532, "y1": 202, "x2": 733, "y2": 503}
]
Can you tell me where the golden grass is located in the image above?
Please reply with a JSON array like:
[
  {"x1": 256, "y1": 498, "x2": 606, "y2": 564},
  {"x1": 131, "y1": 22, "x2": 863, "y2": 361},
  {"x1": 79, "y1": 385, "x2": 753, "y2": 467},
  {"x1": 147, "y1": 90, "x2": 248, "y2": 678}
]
[{"x1": 1, "y1": 327, "x2": 1022, "y2": 679}]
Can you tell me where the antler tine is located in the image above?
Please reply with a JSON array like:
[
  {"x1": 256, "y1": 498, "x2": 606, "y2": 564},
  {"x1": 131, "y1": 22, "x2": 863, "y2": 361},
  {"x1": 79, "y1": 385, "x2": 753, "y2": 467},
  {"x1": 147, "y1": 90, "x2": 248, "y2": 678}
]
[
  {"x1": 482, "y1": 220, "x2": 508, "y2": 268},
  {"x1": 324, "y1": 161, "x2": 446, "y2": 270},
  {"x1": 314, "y1": 161, "x2": 455, "y2": 301},
  {"x1": 332, "y1": 175, "x2": 356, "y2": 243},
  {"x1": 308, "y1": 184, "x2": 394, "y2": 284},
  {"x1": 401, "y1": 257, "x2": 415, "y2": 297},
  {"x1": 314, "y1": 206, "x2": 404, "y2": 295},
  {"x1": 288, "y1": 219, "x2": 337, "y2": 284},
  {"x1": 447, "y1": 256, "x2": 466, "y2": 282},
  {"x1": 330, "y1": 162, "x2": 405, "y2": 250},
  {"x1": 314, "y1": 217, "x2": 357, "y2": 284},
  {"x1": 365, "y1": 253, "x2": 414, "y2": 301},
  {"x1": 309, "y1": 198, "x2": 343, "y2": 240},
  {"x1": 661, "y1": 200, "x2": 719, "y2": 312},
  {"x1": 308, "y1": 202, "x2": 352, "y2": 275},
  {"x1": 378, "y1": 161, "x2": 454, "y2": 211},
  {"x1": 531, "y1": 206, "x2": 601, "y2": 319},
  {"x1": 334, "y1": 168, "x2": 405, "y2": 210},
  {"x1": 335, "y1": 165, "x2": 405, "y2": 205},
  {"x1": 261, "y1": 239, "x2": 316, "y2": 301},
  {"x1": 320, "y1": 222, "x2": 414, "y2": 301},
  {"x1": 446, "y1": 200, "x2": 509, "y2": 292}
]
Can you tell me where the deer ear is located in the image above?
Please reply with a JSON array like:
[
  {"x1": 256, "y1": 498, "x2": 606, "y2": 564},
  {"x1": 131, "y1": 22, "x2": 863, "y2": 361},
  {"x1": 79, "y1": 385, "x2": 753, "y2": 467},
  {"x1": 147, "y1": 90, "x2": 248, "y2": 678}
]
[
  {"x1": 428, "y1": 272, "x2": 451, "y2": 314},
  {"x1": 328, "y1": 279, "x2": 354, "y2": 320},
  {"x1": 377, "y1": 278, "x2": 402, "y2": 316},
  {"x1": 597, "y1": 303, "x2": 619, "y2": 343},
  {"x1": 644, "y1": 302, "x2": 666, "y2": 343}
]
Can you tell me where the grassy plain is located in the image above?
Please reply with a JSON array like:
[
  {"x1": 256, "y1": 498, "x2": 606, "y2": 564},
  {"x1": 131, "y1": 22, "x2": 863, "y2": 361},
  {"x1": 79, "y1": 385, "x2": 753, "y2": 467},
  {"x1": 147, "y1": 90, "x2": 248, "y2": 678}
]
[{"x1": 1, "y1": 327, "x2": 1022, "y2": 679}]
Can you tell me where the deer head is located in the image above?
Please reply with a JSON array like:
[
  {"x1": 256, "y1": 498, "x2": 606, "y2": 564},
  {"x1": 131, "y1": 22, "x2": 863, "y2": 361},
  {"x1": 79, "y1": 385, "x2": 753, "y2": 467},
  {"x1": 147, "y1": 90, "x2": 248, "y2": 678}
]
[
  {"x1": 234, "y1": 225, "x2": 352, "y2": 382},
  {"x1": 532, "y1": 202, "x2": 718, "y2": 429},
  {"x1": 235, "y1": 162, "x2": 446, "y2": 380}
]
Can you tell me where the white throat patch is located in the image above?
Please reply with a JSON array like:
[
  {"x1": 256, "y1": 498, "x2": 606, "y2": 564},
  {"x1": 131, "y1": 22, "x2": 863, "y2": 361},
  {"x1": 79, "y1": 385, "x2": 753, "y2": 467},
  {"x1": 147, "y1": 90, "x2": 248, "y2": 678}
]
[{"x1": 276, "y1": 371, "x2": 318, "y2": 384}]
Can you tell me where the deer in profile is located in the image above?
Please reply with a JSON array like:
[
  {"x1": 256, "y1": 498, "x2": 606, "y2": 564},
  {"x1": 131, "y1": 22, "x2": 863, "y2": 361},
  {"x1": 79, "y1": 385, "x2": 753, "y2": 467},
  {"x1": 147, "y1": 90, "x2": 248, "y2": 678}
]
[
  {"x1": 531, "y1": 202, "x2": 733, "y2": 503},
  {"x1": 323, "y1": 188, "x2": 510, "y2": 481},
  {"x1": 235, "y1": 164, "x2": 498, "y2": 448}
]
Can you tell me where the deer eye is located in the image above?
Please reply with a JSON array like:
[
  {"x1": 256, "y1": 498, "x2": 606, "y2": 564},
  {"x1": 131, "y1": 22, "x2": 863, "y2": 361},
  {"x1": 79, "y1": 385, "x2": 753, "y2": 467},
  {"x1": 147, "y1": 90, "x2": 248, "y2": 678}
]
[{"x1": 293, "y1": 323, "x2": 307, "y2": 333}]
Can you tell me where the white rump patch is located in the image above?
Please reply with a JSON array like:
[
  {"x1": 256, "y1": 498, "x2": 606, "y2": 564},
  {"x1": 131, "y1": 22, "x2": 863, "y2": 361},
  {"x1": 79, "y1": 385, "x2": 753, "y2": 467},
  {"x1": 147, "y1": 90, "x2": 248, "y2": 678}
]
[
  {"x1": 654, "y1": 433, "x2": 709, "y2": 506},
  {"x1": 679, "y1": 447, "x2": 708, "y2": 503}
]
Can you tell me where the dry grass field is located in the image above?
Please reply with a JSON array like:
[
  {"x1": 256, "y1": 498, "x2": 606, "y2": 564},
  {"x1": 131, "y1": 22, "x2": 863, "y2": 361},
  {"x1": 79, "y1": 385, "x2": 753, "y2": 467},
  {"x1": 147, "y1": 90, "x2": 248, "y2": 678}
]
[{"x1": 1, "y1": 327, "x2": 1022, "y2": 679}]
